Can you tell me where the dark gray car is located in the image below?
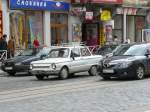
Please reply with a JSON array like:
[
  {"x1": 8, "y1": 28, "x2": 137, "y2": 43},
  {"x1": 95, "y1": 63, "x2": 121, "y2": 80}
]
[
  {"x1": 99, "y1": 43, "x2": 150, "y2": 80},
  {"x1": 1, "y1": 47, "x2": 51, "y2": 76}
]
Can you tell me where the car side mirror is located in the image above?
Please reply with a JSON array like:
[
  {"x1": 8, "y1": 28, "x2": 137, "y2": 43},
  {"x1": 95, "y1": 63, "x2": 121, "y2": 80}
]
[{"x1": 145, "y1": 53, "x2": 150, "y2": 57}]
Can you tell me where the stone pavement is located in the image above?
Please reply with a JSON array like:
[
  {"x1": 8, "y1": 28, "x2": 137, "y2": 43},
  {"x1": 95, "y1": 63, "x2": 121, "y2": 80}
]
[{"x1": 0, "y1": 78, "x2": 150, "y2": 112}]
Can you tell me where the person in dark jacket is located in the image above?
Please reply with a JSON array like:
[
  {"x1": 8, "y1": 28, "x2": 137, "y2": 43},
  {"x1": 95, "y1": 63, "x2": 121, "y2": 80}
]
[
  {"x1": 0, "y1": 34, "x2": 8, "y2": 60},
  {"x1": 0, "y1": 34, "x2": 7, "y2": 50}
]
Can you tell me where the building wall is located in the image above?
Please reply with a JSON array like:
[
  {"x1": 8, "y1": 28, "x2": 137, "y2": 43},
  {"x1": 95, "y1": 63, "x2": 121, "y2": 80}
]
[{"x1": 2, "y1": 0, "x2": 10, "y2": 41}]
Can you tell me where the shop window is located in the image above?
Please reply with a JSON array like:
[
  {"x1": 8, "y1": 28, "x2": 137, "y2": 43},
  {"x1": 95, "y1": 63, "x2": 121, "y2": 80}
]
[
  {"x1": 10, "y1": 11, "x2": 43, "y2": 49},
  {"x1": 9, "y1": 11, "x2": 26, "y2": 49},
  {"x1": 26, "y1": 11, "x2": 44, "y2": 48},
  {"x1": 113, "y1": 15, "x2": 123, "y2": 42},
  {"x1": 51, "y1": 12, "x2": 68, "y2": 45}
]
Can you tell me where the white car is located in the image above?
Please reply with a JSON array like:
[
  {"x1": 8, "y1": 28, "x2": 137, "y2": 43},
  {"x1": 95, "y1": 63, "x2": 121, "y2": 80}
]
[{"x1": 30, "y1": 45, "x2": 103, "y2": 80}]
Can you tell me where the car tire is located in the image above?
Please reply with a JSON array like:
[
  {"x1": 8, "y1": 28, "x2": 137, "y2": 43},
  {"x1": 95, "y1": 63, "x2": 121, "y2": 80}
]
[
  {"x1": 36, "y1": 75, "x2": 44, "y2": 80},
  {"x1": 102, "y1": 76, "x2": 111, "y2": 80},
  {"x1": 7, "y1": 72, "x2": 16, "y2": 76},
  {"x1": 135, "y1": 65, "x2": 144, "y2": 80},
  {"x1": 89, "y1": 65, "x2": 98, "y2": 76},
  {"x1": 59, "y1": 67, "x2": 68, "y2": 80}
]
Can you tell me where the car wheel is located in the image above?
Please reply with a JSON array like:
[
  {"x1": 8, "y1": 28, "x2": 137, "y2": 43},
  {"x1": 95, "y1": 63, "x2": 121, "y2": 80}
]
[
  {"x1": 7, "y1": 72, "x2": 16, "y2": 76},
  {"x1": 36, "y1": 75, "x2": 44, "y2": 80},
  {"x1": 89, "y1": 65, "x2": 98, "y2": 76},
  {"x1": 59, "y1": 67, "x2": 68, "y2": 80},
  {"x1": 135, "y1": 65, "x2": 144, "y2": 80}
]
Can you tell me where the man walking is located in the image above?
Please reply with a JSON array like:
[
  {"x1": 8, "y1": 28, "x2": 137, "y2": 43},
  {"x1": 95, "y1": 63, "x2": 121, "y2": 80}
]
[
  {"x1": 0, "y1": 34, "x2": 7, "y2": 51},
  {"x1": 0, "y1": 34, "x2": 8, "y2": 60}
]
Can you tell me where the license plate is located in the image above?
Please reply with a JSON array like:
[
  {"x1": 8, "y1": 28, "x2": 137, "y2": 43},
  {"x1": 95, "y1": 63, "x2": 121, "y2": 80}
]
[
  {"x1": 5, "y1": 67, "x2": 13, "y2": 70},
  {"x1": 103, "y1": 69, "x2": 114, "y2": 73}
]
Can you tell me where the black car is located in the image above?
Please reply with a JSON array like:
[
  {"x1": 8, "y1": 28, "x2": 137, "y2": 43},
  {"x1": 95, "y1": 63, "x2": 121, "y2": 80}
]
[
  {"x1": 99, "y1": 43, "x2": 150, "y2": 80},
  {"x1": 1, "y1": 47, "x2": 51, "y2": 76}
]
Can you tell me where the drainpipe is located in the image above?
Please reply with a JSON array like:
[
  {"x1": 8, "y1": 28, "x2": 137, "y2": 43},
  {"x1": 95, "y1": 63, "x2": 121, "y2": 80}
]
[{"x1": 123, "y1": 10, "x2": 127, "y2": 43}]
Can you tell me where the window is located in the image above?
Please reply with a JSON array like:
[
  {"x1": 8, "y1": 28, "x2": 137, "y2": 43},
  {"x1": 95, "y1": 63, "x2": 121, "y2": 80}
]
[
  {"x1": 81, "y1": 48, "x2": 91, "y2": 56},
  {"x1": 71, "y1": 48, "x2": 80, "y2": 57},
  {"x1": 51, "y1": 12, "x2": 68, "y2": 45}
]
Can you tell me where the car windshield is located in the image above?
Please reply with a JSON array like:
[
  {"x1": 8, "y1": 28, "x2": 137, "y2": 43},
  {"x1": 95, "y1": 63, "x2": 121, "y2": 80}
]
[
  {"x1": 36, "y1": 48, "x2": 51, "y2": 56},
  {"x1": 123, "y1": 44, "x2": 147, "y2": 56},
  {"x1": 113, "y1": 45, "x2": 132, "y2": 56},
  {"x1": 48, "y1": 48, "x2": 69, "y2": 58}
]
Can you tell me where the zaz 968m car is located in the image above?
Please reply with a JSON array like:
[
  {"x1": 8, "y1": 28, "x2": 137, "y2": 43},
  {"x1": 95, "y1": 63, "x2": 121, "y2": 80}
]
[
  {"x1": 99, "y1": 43, "x2": 150, "y2": 80},
  {"x1": 30, "y1": 45, "x2": 103, "y2": 80}
]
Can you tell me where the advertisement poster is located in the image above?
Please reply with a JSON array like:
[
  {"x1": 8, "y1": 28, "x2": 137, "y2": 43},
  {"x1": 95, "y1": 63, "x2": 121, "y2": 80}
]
[
  {"x1": 103, "y1": 20, "x2": 114, "y2": 43},
  {"x1": 72, "y1": 24, "x2": 82, "y2": 42}
]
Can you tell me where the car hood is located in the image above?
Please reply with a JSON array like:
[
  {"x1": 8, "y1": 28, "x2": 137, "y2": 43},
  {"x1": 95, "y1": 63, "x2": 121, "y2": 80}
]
[
  {"x1": 104, "y1": 55, "x2": 145, "y2": 64},
  {"x1": 31, "y1": 58, "x2": 70, "y2": 64},
  {"x1": 4, "y1": 56, "x2": 37, "y2": 63}
]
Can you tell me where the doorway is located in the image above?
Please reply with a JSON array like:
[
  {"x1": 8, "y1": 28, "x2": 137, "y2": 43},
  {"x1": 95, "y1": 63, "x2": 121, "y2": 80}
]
[
  {"x1": 51, "y1": 12, "x2": 68, "y2": 45},
  {"x1": 82, "y1": 23, "x2": 99, "y2": 46}
]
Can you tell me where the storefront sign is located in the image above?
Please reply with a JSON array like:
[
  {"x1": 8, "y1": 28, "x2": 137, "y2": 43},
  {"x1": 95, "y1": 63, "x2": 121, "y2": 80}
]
[
  {"x1": 101, "y1": 10, "x2": 112, "y2": 21},
  {"x1": 71, "y1": 0, "x2": 123, "y2": 4},
  {"x1": 85, "y1": 12, "x2": 93, "y2": 20},
  {"x1": 9, "y1": 0, "x2": 70, "y2": 11},
  {"x1": 116, "y1": 8, "x2": 137, "y2": 15},
  {"x1": 123, "y1": 0, "x2": 150, "y2": 7}
]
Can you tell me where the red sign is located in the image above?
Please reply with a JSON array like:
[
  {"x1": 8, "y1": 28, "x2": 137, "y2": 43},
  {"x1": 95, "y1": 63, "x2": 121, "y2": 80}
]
[
  {"x1": 71, "y1": 0, "x2": 123, "y2": 4},
  {"x1": 91, "y1": 0, "x2": 123, "y2": 4}
]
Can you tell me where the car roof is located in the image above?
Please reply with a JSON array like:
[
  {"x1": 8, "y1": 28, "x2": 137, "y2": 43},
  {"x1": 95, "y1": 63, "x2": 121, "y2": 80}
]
[{"x1": 50, "y1": 45, "x2": 87, "y2": 49}]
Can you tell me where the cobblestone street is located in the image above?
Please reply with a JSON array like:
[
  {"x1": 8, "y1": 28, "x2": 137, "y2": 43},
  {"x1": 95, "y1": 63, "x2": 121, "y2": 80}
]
[{"x1": 0, "y1": 72, "x2": 150, "y2": 112}]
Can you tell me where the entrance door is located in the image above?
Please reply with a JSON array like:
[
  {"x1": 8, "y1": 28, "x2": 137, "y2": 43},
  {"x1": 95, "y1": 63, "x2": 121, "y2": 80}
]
[
  {"x1": 82, "y1": 23, "x2": 99, "y2": 46},
  {"x1": 51, "y1": 13, "x2": 68, "y2": 45}
]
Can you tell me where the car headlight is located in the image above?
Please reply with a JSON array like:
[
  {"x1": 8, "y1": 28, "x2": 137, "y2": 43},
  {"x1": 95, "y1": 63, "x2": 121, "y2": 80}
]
[
  {"x1": 51, "y1": 63, "x2": 56, "y2": 69},
  {"x1": 119, "y1": 62, "x2": 132, "y2": 68},
  {"x1": 30, "y1": 64, "x2": 33, "y2": 70},
  {"x1": 15, "y1": 62, "x2": 21, "y2": 65}
]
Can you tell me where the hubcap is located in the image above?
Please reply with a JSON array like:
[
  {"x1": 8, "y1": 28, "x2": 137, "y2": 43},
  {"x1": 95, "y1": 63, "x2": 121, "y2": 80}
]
[
  {"x1": 137, "y1": 67, "x2": 144, "y2": 79},
  {"x1": 61, "y1": 68, "x2": 68, "y2": 79},
  {"x1": 91, "y1": 66, "x2": 98, "y2": 76}
]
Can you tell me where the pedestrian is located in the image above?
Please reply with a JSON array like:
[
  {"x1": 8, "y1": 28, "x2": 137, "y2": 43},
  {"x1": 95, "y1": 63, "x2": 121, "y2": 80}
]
[
  {"x1": 113, "y1": 35, "x2": 119, "y2": 45},
  {"x1": 33, "y1": 37, "x2": 40, "y2": 48},
  {"x1": 0, "y1": 34, "x2": 7, "y2": 51},
  {"x1": 0, "y1": 34, "x2": 8, "y2": 60},
  {"x1": 127, "y1": 38, "x2": 131, "y2": 44},
  {"x1": 8, "y1": 36, "x2": 15, "y2": 58}
]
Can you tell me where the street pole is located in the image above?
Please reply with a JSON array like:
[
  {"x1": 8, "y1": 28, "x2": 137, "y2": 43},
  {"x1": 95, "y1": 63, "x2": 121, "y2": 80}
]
[{"x1": 123, "y1": 11, "x2": 127, "y2": 43}]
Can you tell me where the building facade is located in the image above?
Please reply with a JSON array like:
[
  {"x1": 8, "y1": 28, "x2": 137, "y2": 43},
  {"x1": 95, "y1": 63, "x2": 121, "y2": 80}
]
[
  {"x1": 71, "y1": 0, "x2": 123, "y2": 46},
  {"x1": 71, "y1": 0, "x2": 150, "y2": 45},
  {"x1": 2, "y1": 0, "x2": 71, "y2": 50}
]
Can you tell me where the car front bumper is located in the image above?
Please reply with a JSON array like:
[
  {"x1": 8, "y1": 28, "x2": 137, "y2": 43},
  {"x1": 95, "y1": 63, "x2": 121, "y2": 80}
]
[
  {"x1": 30, "y1": 69, "x2": 60, "y2": 75},
  {"x1": 100, "y1": 67, "x2": 135, "y2": 78},
  {"x1": 1, "y1": 65, "x2": 30, "y2": 72}
]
